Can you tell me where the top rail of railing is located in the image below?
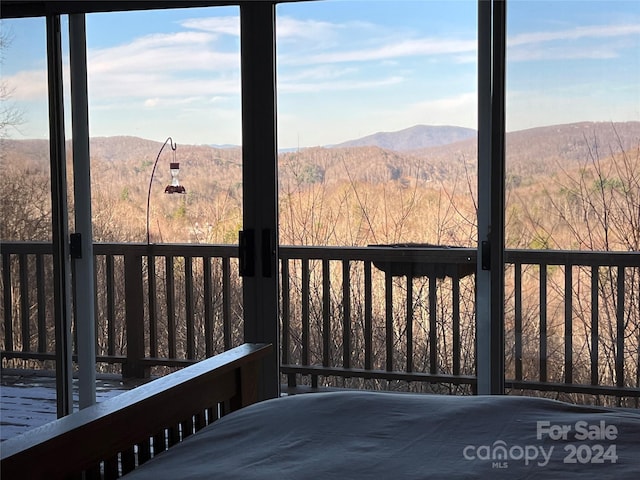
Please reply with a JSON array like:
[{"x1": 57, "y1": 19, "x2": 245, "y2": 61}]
[{"x1": 2, "y1": 241, "x2": 637, "y2": 266}]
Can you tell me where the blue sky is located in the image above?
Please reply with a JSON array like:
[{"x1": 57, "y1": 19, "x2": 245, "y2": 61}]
[{"x1": 2, "y1": 0, "x2": 639, "y2": 148}]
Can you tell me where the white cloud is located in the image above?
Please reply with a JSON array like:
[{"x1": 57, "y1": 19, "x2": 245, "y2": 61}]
[
  {"x1": 82, "y1": 29, "x2": 241, "y2": 104},
  {"x1": 276, "y1": 16, "x2": 346, "y2": 42},
  {"x1": 286, "y1": 37, "x2": 476, "y2": 66},
  {"x1": 89, "y1": 32, "x2": 238, "y2": 75},
  {"x1": 179, "y1": 14, "x2": 351, "y2": 44},
  {"x1": 3, "y1": 70, "x2": 47, "y2": 100},
  {"x1": 180, "y1": 16, "x2": 240, "y2": 36},
  {"x1": 507, "y1": 23, "x2": 640, "y2": 62},
  {"x1": 509, "y1": 23, "x2": 640, "y2": 47}
]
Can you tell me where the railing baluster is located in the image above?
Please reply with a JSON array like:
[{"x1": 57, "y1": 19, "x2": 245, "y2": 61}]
[
  {"x1": 19, "y1": 254, "x2": 30, "y2": 352},
  {"x1": 302, "y1": 258, "x2": 310, "y2": 366},
  {"x1": 406, "y1": 275, "x2": 413, "y2": 373},
  {"x1": 106, "y1": 255, "x2": 115, "y2": 357},
  {"x1": 590, "y1": 266, "x2": 599, "y2": 386},
  {"x1": 452, "y1": 272, "x2": 460, "y2": 376},
  {"x1": 385, "y1": 271, "x2": 393, "y2": 372},
  {"x1": 616, "y1": 266, "x2": 625, "y2": 389},
  {"x1": 429, "y1": 274, "x2": 437, "y2": 375},
  {"x1": 540, "y1": 264, "x2": 547, "y2": 382},
  {"x1": 203, "y1": 257, "x2": 213, "y2": 357},
  {"x1": 137, "y1": 438, "x2": 152, "y2": 466},
  {"x1": 342, "y1": 260, "x2": 351, "y2": 370},
  {"x1": 166, "y1": 256, "x2": 176, "y2": 359},
  {"x1": 153, "y1": 431, "x2": 166, "y2": 455},
  {"x1": 364, "y1": 261, "x2": 372, "y2": 371},
  {"x1": 2, "y1": 252, "x2": 13, "y2": 351},
  {"x1": 121, "y1": 446, "x2": 136, "y2": 475},
  {"x1": 564, "y1": 264, "x2": 573, "y2": 385},
  {"x1": 281, "y1": 258, "x2": 290, "y2": 365},
  {"x1": 222, "y1": 257, "x2": 231, "y2": 351},
  {"x1": 185, "y1": 256, "x2": 195, "y2": 359},
  {"x1": 322, "y1": 258, "x2": 330, "y2": 368},
  {"x1": 148, "y1": 255, "x2": 158, "y2": 358},
  {"x1": 514, "y1": 262, "x2": 522, "y2": 381},
  {"x1": 103, "y1": 455, "x2": 118, "y2": 479},
  {"x1": 36, "y1": 254, "x2": 46, "y2": 353}
]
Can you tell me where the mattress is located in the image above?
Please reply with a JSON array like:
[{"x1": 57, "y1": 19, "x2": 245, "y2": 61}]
[{"x1": 124, "y1": 391, "x2": 640, "y2": 479}]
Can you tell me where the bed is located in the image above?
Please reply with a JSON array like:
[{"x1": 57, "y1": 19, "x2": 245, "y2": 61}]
[{"x1": 2, "y1": 343, "x2": 639, "y2": 479}]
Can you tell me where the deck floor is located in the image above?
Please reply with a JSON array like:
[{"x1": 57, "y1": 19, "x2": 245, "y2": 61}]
[{"x1": 1, "y1": 369, "x2": 142, "y2": 441}]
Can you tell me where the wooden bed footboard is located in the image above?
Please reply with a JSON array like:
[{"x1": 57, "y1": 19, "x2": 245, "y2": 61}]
[{"x1": 1, "y1": 343, "x2": 272, "y2": 480}]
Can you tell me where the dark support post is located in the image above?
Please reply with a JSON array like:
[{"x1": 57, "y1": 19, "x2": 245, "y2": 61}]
[
  {"x1": 123, "y1": 254, "x2": 148, "y2": 378},
  {"x1": 47, "y1": 14, "x2": 73, "y2": 417},
  {"x1": 476, "y1": 0, "x2": 506, "y2": 395},
  {"x1": 240, "y1": 2, "x2": 280, "y2": 400}
]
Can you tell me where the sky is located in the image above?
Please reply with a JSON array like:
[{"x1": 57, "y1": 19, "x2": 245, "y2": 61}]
[{"x1": 1, "y1": 0, "x2": 639, "y2": 148}]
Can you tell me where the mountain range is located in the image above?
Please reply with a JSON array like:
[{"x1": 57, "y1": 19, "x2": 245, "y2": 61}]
[
  {"x1": 5, "y1": 121, "x2": 639, "y2": 188},
  {"x1": 331, "y1": 124, "x2": 477, "y2": 151}
]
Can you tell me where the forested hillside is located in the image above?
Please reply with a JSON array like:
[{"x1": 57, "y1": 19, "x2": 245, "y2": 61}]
[{"x1": 2, "y1": 121, "x2": 637, "y2": 251}]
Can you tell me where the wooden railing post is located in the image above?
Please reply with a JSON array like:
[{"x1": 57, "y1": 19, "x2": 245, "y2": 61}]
[{"x1": 123, "y1": 252, "x2": 148, "y2": 378}]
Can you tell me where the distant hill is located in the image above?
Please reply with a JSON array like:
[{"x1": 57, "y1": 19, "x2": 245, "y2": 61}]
[
  {"x1": 407, "y1": 121, "x2": 640, "y2": 179},
  {"x1": 5, "y1": 121, "x2": 638, "y2": 188},
  {"x1": 332, "y1": 125, "x2": 477, "y2": 151}
]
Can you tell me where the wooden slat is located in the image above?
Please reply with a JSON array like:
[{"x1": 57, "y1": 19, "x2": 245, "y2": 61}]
[
  {"x1": 153, "y1": 431, "x2": 166, "y2": 455},
  {"x1": 194, "y1": 411, "x2": 205, "y2": 432},
  {"x1": 616, "y1": 266, "x2": 625, "y2": 389},
  {"x1": 590, "y1": 266, "x2": 599, "y2": 386},
  {"x1": 121, "y1": 446, "x2": 136, "y2": 475},
  {"x1": 429, "y1": 274, "x2": 437, "y2": 374},
  {"x1": 540, "y1": 264, "x2": 548, "y2": 382},
  {"x1": 322, "y1": 258, "x2": 330, "y2": 367},
  {"x1": 514, "y1": 262, "x2": 522, "y2": 381},
  {"x1": 203, "y1": 256, "x2": 213, "y2": 357},
  {"x1": 364, "y1": 261, "x2": 373, "y2": 371},
  {"x1": 137, "y1": 437, "x2": 152, "y2": 466},
  {"x1": 185, "y1": 256, "x2": 195, "y2": 359},
  {"x1": 385, "y1": 271, "x2": 393, "y2": 372},
  {"x1": 564, "y1": 264, "x2": 573, "y2": 384},
  {"x1": 342, "y1": 260, "x2": 350, "y2": 369},
  {"x1": 148, "y1": 255, "x2": 158, "y2": 358},
  {"x1": 106, "y1": 255, "x2": 116, "y2": 357},
  {"x1": 19, "y1": 254, "x2": 30, "y2": 352},
  {"x1": 83, "y1": 463, "x2": 101, "y2": 480},
  {"x1": 2, "y1": 253, "x2": 13, "y2": 351},
  {"x1": 452, "y1": 272, "x2": 460, "y2": 376},
  {"x1": 36, "y1": 254, "x2": 47, "y2": 353},
  {"x1": 222, "y1": 256, "x2": 231, "y2": 351},
  {"x1": 166, "y1": 256, "x2": 176, "y2": 359},
  {"x1": 103, "y1": 455, "x2": 119, "y2": 480},
  {"x1": 301, "y1": 258, "x2": 310, "y2": 366},
  {"x1": 281, "y1": 259, "x2": 290, "y2": 365},
  {"x1": 406, "y1": 275, "x2": 413, "y2": 373}
]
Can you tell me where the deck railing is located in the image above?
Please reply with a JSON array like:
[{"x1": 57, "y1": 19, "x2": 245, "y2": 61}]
[{"x1": 1, "y1": 242, "x2": 638, "y2": 403}]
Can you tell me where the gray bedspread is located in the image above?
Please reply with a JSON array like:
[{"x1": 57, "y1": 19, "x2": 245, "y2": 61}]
[{"x1": 125, "y1": 391, "x2": 640, "y2": 479}]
